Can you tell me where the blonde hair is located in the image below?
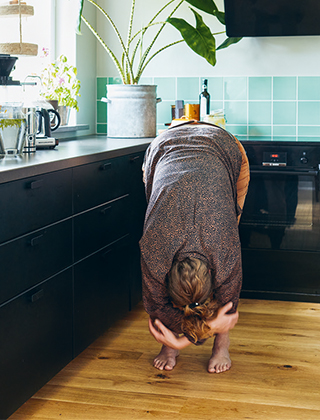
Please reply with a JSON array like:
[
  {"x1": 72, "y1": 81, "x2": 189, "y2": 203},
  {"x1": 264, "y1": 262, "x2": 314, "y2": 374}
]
[{"x1": 168, "y1": 257, "x2": 219, "y2": 343}]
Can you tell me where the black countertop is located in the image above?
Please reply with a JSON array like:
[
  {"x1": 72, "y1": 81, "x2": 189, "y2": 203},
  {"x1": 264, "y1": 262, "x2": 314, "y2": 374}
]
[{"x1": 0, "y1": 135, "x2": 152, "y2": 184}]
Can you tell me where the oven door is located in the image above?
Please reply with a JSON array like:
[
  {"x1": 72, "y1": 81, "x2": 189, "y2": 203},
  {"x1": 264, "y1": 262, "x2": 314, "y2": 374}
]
[{"x1": 239, "y1": 167, "x2": 320, "y2": 302}]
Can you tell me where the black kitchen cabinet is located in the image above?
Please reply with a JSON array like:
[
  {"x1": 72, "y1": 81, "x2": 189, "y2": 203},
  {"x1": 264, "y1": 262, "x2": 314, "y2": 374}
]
[
  {"x1": 74, "y1": 235, "x2": 131, "y2": 356},
  {"x1": 0, "y1": 219, "x2": 72, "y2": 305},
  {"x1": 73, "y1": 194, "x2": 130, "y2": 262},
  {"x1": 0, "y1": 269, "x2": 73, "y2": 420},
  {"x1": 0, "y1": 168, "x2": 72, "y2": 243},
  {"x1": 0, "y1": 144, "x2": 148, "y2": 419}
]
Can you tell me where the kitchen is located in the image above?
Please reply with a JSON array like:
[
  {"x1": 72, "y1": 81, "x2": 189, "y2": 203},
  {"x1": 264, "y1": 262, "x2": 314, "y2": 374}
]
[{"x1": 1, "y1": 0, "x2": 320, "y2": 419}]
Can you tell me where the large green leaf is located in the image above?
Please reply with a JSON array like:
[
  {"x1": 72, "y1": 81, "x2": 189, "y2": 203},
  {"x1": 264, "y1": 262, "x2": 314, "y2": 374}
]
[
  {"x1": 185, "y1": 0, "x2": 225, "y2": 25},
  {"x1": 184, "y1": 0, "x2": 218, "y2": 15},
  {"x1": 167, "y1": 8, "x2": 216, "y2": 66},
  {"x1": 76, "y1": 0, "x2": 85, "y2": 34},
  {"x1": 217, "y1": 36, "x2": 242, "y2": 50},
  {"x1": 214, "y1": 10, "x2": 225, "y2": 25}
]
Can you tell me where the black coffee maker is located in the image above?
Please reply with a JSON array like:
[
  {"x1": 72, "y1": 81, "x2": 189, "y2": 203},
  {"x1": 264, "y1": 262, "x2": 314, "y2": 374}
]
[{"x1": 0, "y1": 54, "x2": 20, "y2": 85}]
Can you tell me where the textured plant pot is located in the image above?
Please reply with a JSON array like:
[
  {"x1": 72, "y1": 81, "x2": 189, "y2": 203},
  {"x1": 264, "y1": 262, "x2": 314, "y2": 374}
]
[
  {"x1": 106, "y1": 84, "x2": 161, "y2": 138},
  {"x1": 58, "y1": 105, "x2": 70, "y2": 126}
]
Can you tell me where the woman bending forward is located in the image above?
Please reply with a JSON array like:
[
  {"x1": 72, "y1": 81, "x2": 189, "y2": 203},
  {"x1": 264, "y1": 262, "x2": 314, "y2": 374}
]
[{"x1": 139, "y1": 121, "x2": 249, "y2": 373}]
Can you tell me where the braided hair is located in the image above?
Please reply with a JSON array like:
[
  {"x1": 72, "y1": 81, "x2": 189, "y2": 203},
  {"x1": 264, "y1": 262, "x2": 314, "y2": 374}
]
[{"x1": 168, "y1": 257, "x2": 219, "y2": 343}]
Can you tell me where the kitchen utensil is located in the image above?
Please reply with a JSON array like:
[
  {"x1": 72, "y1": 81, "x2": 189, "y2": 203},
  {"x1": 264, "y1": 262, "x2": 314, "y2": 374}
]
[
  {"x1": 0, "y1": 102, "x2": 26, "y2": 157},
  {"x1": 22, "y1": 106, "x2": 37, "y2": 153},
  {"x1": 36, "y1": 107, "x2": 60, "y2": 137}
]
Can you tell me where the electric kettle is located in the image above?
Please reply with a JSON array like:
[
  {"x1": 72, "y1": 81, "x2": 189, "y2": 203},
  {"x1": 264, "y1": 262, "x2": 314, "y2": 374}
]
[{"x1": 36, "y1": 107, "x2": 60, "y2": 137}]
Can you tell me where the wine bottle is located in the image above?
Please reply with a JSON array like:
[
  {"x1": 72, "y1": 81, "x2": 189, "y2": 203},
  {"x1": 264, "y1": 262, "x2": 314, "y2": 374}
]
[{"x1": 199, "y1": 79, "x2": 210, "y2": 120}]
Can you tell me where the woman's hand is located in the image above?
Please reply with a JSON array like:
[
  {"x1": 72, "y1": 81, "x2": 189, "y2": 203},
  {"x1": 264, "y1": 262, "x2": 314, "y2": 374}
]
[
  {"x1": 207, "y1": 301, "x2": 239, "y2": 334},
  {"x1": 148, "y1": 318, "x2": 191, "y2": 350}
]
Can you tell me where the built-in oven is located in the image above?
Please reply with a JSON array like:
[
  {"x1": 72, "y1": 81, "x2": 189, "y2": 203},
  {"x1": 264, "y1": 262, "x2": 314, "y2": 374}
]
[{"x1": 239, "y1": 141, "x2": 320, "y2": 303}]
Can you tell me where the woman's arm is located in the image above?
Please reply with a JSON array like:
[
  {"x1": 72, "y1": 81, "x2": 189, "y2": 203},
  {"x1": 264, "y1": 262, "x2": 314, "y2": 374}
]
[
  {"x1": 148, "y1": 301, "x2": 239, "y2": 349},
  {"x1": 148, "y1": 318, "x2": 192, "y2": 350}
]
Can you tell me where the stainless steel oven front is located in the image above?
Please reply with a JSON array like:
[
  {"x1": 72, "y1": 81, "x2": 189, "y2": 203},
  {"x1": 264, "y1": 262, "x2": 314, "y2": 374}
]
[{"x1": 239, "y1": 141, "x2": 320, "y2": 302}]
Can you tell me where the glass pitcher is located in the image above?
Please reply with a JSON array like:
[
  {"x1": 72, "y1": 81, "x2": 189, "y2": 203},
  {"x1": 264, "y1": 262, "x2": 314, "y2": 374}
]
[{"x1": 0, "y1": 102, "x2": 26, "y2": 157}]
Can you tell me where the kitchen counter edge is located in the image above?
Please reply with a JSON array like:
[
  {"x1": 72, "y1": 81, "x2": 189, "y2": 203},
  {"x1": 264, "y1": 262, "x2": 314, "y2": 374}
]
[{"x1": 0, "y1": 135, "x2": 153, "y2": 184}]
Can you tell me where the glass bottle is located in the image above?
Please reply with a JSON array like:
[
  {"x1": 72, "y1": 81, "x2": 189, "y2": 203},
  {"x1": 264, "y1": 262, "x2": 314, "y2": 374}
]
[{"x1": 199, "y1": 78, "x2": 210, "y2": 120}]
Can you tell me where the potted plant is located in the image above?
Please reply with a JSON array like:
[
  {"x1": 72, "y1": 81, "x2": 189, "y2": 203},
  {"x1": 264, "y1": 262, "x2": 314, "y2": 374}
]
[
  {"x1": 76, "y1": 0, "x2": 241, "y2": 137},
  {"x1": 40, "y1": 54, "x2": 81, "y2": 125}
]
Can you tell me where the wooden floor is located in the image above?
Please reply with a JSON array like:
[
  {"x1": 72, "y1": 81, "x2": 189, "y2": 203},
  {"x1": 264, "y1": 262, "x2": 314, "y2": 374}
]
[{"x1": 10, "y1": 299, "x2": 320, "y2": 420}]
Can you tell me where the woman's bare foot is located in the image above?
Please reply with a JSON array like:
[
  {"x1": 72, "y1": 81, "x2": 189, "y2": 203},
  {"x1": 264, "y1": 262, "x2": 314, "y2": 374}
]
[
  {"x1": 208, "y1": 332, "x2": 231, "y2": 374},
  {"x1": 153, "y1": 345, "x2": 179, "y2": 371}
]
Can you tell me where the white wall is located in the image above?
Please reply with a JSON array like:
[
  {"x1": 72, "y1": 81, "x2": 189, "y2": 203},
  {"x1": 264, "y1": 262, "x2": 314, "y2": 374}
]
[
  {"x1": 93, "y1": 0, "x2": 320, "y2": 79},
  {"x1": 75, "y1": 1, "x2": 96, "y2": 134},
  {"x1": 55, "y1": 0, "x2": 96, "y2": 135}
]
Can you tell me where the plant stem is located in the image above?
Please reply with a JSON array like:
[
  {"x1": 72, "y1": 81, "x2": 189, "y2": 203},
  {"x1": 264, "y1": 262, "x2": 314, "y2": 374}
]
[
  {"x1": 125, "y1": 0, "x2": 136, "y2": 84},
  {"x1": 86, "y1": 0, "x2": 134, "y2": 83},
  {"x1": 135, "y1": 0, "x2": 184, "y2": 83},
  {"x1": 137, "y1": 39, "x2": 184, "y2": 80},
  {"x1": 81, "y1": 16, "x2": 126, "y2": 83}
]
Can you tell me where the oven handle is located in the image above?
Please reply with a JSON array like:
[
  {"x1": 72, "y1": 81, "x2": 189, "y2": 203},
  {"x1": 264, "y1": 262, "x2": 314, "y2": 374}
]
[{"x1": 250, "y1": 169, "x2": 319, "y2": 176}]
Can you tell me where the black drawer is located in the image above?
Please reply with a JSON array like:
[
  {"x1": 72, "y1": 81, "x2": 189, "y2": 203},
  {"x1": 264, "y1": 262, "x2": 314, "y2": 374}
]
[
  {"x1": 0, "y1": 219, "x2": 72, "y2": 306},
  {"x1": 127, "y1": 151, "x2": 147, "y2": 240},
  {"x1": 0, "y1": 169, "x2": 72, "y2": 244},
  {"x1": 74, "y1": 194, "x2": 130, "y2": 262},
  {"x1": 0, "y1": 269, "x2": 73, "y2": 420},
  {"x1": 74, "y1": 236, "x2": 131, "y2": 356},
  {"x1": 73, "y1": 156, "x2": 130, "y2": 213}
]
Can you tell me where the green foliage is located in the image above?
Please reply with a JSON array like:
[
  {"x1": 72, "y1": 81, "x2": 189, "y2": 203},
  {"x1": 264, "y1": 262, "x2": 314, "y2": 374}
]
[
  {"x1": 76, "y1": 0, "x2": 241, "y2": 84},
  {"x1": 0, "y1": 118, "x2": 24, "y2": 129},
  {"x1": 40, "y1": 55, "x2": 81, "y2": 111}
]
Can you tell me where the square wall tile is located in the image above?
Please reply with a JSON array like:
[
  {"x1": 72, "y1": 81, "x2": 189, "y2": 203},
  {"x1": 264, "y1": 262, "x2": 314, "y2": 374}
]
[
  {"x1": 273, "y1": 101, "x2": 296, "y2": 125},
  {"x1": 298, "y1": 126, "x2": 320, "y2": 136},
  {"x1": 211, "y1": 101, "x2": 224, "y2": 113},
  {"x1": 273, "y1": 77, "x2": 296, "y2": 100},
  {"x1": 139, "y1": 77, "x2": 154, "y2": 85},
  {"x1": 249, "y1": 77, "x2": 272, "y2": 100},
  {"x1": 248, "y1": 125, "x2": 271, "y2": 136},
  {"x1": 207, "y1": 77, "x2": 223, "y2": 100},
  {"x1": 224, "y1": 77, "x2": 247, "y2": 100},
  {"x1": 298, "y1": 136, "x2": 320, "y2": 142},
  {"x1": 298, "y1": 77, "x2": 320, "y2": 100},
  {"x1": 97, "y1": 77, "x2": 108, "y2": 100},
  {"x1": 226, "y1": 125, "x2": 247, "y2": 136},
  {"x1": 97, "y1": 123, "x2": 107, "y2": 134},
  {"x1": 248, "y1": 101, "x2": 272, "y2": 124},
  {"x1": 298, "y1": 102, "x2": 320, "y2": 125},
  {"x1": 224, "y1": 101, "x2": 247, "y2": 124},
  {"x1": 273, "y1": 136, "x2": 297, "y2": 141},
  {"x1": 154, "y1": 77, "x2": 176, "y2": 101},
  {"x1": 273, "y1": 125, "x2": 296, "y2": 136},
  {"x1": 108, "y1": 77, "x2": 122, "y2": 85},
  {"x1": 97, "y1": 100, "x2": 107, "y2": 123},
  {"x1": 157, "y1": 100, "x2": 172, "y2": 125},
  {"x1": 177, "y1": 77, "x2": 199, "y2": 101}
]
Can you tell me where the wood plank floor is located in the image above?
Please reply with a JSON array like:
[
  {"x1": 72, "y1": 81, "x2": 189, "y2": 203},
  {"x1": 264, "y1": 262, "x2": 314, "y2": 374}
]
[{"x1": 9, "y1": 299, "x2": 320, "y2": 420}]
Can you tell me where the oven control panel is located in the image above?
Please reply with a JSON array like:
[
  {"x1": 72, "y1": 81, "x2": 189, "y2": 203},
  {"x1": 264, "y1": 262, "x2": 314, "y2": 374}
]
[{"x1": 262, "y1": 152, "x2": 287, "y2": 166}]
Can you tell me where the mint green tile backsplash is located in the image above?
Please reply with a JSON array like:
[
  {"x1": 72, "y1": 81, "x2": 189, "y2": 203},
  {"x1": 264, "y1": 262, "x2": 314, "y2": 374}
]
[{"x1": 97, "y1": 76, "x2": 320, "y2": 141}]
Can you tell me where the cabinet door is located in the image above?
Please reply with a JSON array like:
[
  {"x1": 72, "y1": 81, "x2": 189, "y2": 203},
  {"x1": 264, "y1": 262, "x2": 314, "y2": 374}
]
[
  {"x1": 0, "y1": 219, "x2": 72, "y2": 306},
  {"x1": 74, "y1": 236, "x2": 131, "y2": 357},
  {"x1": 73, "y1": 156, "x2": 129, "y2": 213},
  {"x1": 0, "y1": 169, "x2": 72, "y2": 243},
  {"x1": 127, "y1": 151, "x2": 147, "y2": 240},
  {"x1": 73, "y1": 194, "x2": 130, "y2": 262},
  {"x1": 126, "y1": 151, "x2": 146, "y2": 308},
  {"x1": 0, "y1": 269, "x2": 73, "y2": 420}
]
